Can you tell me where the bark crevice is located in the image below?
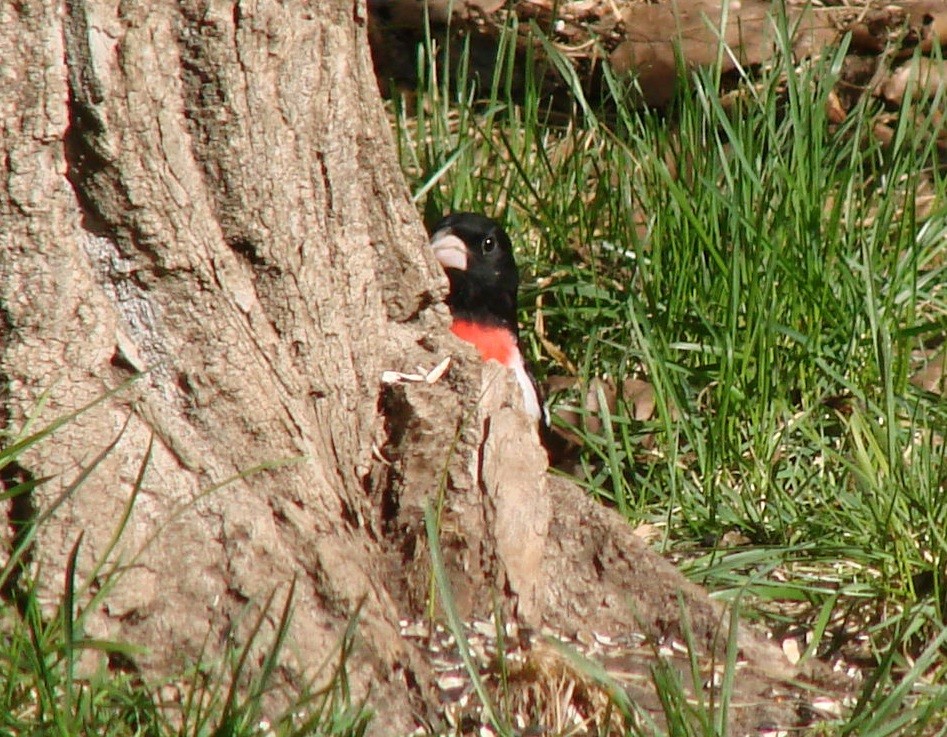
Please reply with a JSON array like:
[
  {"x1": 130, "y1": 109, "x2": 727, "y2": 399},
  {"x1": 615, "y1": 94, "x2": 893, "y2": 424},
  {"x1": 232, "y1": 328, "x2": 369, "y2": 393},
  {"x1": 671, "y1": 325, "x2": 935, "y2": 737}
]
[{"x1": 63, "y1": 90, "x2": 120, "y2": 239}]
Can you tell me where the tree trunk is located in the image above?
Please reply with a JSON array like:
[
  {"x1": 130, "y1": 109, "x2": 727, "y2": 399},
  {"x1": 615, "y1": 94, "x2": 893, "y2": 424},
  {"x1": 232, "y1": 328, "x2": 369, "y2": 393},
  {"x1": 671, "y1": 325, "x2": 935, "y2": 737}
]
[
  {"x1": 1, "y1": 0, "x2": 435, "y2": 725},
  {"x1": 0, "y1": 0, "x2": 838, "y2": 732}
]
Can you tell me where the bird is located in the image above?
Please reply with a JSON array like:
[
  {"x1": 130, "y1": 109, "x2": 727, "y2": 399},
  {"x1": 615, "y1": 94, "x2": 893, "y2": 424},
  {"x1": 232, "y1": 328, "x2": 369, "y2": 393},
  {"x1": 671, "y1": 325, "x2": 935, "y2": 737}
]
[{"x1": 428, "y1": 212, "x2": 547, "y2": 426}]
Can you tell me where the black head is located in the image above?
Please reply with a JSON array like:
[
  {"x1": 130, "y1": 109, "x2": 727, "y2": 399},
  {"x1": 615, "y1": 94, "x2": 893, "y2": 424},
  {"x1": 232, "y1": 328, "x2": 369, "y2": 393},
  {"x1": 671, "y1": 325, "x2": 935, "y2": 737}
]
[{"x1": 428, "y1": 212, "x2": 519, "y2": 332}]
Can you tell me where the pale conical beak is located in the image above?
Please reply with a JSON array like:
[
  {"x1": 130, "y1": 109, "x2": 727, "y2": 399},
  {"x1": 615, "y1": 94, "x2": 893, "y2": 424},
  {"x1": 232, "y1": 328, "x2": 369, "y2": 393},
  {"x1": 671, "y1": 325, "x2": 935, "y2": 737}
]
[{"x1": 429, "y1": 229, "x2": 468, "y2": 271}]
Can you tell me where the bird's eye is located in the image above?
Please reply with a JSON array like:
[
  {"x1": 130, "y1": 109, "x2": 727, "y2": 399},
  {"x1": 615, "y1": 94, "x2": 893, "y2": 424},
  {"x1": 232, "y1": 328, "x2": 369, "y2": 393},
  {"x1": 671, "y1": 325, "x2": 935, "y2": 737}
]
[{"x1": 482, "y1": 236, "x2": 497, "y2": 254}]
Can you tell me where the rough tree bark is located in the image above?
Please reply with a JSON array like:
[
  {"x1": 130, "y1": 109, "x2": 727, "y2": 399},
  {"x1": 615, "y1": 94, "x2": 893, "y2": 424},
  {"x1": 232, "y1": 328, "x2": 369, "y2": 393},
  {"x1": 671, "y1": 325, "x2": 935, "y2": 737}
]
[
  {"x1": 1, "y1": 0, "x2": 436, "y2": 725},
  {"x1": 1, "y1": 0, "x2": 838, "y2": 732}
]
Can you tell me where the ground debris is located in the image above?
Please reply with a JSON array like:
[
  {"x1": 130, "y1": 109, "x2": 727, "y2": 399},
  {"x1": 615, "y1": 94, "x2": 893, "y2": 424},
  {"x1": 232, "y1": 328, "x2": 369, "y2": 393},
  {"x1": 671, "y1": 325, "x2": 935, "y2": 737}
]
[{"x1": 400, "y1": 613, "x2": 837, "y2": 735}]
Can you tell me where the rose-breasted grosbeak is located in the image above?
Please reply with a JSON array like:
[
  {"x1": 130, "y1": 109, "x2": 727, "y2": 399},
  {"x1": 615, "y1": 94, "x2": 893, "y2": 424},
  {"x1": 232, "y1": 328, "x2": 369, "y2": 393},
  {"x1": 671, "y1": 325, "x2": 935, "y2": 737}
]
[{"x1": 428, "y1": 212, "x2": 547, "y2": 426}]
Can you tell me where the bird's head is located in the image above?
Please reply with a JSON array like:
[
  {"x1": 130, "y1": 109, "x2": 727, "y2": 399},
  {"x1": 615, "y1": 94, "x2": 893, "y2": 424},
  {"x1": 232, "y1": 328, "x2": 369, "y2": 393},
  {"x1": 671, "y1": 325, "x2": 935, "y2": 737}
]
[{"x1": 428, "y1": 212, "x2": 519, "y2": 334}]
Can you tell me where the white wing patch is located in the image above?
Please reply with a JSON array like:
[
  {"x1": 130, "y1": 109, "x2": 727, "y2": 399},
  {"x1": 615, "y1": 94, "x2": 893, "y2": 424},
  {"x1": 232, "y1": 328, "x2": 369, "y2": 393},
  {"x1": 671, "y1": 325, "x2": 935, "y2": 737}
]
[{"x1": 510, "y1": 350, "x2": 545, "y2": 423}]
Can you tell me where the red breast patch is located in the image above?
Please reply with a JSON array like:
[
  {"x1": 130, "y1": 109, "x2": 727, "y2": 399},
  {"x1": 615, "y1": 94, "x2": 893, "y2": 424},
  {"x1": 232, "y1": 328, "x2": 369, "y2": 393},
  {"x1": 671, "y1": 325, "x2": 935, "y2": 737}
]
[{"x1": 450, "y1": 319, "x2": 517, "y2": 366}]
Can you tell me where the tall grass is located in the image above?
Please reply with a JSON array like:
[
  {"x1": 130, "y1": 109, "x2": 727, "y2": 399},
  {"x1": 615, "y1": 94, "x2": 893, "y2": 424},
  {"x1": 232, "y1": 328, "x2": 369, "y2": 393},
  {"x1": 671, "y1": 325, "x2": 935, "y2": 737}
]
[{"x1": 393, "y1": 11, "x2": 947, "y2": 733}]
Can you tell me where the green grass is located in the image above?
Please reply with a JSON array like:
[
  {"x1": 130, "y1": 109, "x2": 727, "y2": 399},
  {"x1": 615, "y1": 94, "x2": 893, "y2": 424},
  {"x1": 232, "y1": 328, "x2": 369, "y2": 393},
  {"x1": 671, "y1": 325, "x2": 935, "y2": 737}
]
[{"x1": 393, "y1": 12, "x2": 947, "y2": 735}]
